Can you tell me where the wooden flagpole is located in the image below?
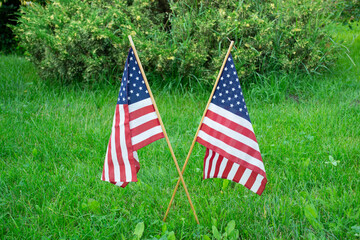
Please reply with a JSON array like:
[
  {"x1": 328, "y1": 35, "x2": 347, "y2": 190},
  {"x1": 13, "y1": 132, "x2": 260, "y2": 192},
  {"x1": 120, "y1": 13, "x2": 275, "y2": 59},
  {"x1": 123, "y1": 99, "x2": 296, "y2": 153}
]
[
  {"x1": 163, "y1": 41, "x2": 234, "y2": 222},
  {"x1": 128, "y1": 35, "x2": 199, "y2": 224}
]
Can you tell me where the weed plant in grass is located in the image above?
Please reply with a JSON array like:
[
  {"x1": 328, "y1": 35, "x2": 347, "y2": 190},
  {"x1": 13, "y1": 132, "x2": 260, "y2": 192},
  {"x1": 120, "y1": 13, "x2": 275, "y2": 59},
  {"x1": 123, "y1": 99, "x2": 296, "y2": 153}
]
[{"x1": 1, "y1": 24, "x2": 360, "y2": 239}]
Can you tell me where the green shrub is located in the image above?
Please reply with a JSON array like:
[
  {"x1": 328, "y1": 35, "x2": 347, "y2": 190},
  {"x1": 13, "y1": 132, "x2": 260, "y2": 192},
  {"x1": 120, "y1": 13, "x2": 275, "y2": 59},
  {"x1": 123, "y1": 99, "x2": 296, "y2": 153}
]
[
  {"x1": 13, "y1": 0, "x2": 167, "y2": 83},
  {"x1": 14, "y1": 0, "x2": 344, "y2": 85},
  {"x1": 163, "y1": 0, "x2": 344, "y2": 85}
]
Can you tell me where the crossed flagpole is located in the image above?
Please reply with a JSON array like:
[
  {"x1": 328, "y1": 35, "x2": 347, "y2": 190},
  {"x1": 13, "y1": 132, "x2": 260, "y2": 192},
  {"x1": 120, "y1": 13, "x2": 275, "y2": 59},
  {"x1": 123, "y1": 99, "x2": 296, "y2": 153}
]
[
  {"x1": 128, "y1": 35, "x2": 234, "y2": 223},
  {"x1": 128, "y1": 36, "x2": 199, "y2": 224},
  {"x1": 163, "y1": 41, "x2": 235, "y2": 222}
]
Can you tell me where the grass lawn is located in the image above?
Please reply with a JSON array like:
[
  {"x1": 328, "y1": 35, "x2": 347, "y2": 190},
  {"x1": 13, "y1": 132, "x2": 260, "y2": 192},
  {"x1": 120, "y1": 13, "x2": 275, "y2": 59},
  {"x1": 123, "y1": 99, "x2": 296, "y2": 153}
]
[{"x1": 1, "y1": 23, "x2": 359, "y2": 239}]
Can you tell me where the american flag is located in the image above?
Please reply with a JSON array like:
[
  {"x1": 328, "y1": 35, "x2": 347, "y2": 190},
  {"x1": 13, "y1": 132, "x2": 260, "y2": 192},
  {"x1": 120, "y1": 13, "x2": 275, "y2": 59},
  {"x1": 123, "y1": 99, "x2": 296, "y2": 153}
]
[
  {"x1": 197, "y1": 53, "x2": 267, "y2": 195},
  {"x1": 101, "y1": 48, "x2": 164, "y2": 187}
]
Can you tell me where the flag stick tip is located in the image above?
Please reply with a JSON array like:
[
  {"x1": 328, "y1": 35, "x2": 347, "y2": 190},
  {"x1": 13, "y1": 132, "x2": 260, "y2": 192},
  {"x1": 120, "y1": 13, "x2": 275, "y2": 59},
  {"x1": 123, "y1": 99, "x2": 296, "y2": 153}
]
[{"x1": 128, "y1": 35, "x2": 134, "y2": 47}]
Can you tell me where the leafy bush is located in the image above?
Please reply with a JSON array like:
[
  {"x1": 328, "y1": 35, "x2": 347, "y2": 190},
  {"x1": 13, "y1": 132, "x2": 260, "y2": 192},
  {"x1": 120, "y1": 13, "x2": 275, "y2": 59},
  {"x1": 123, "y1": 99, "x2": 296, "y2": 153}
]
[
  {"x1": 163, "y1": 0, "x2": 343, "y2": 85},
  {"x1": 14, "y1": 0, "x2": 344, "y2": 85},
  {"x1": 14, "y1": 0, "x2": 167, "y2": 83}
]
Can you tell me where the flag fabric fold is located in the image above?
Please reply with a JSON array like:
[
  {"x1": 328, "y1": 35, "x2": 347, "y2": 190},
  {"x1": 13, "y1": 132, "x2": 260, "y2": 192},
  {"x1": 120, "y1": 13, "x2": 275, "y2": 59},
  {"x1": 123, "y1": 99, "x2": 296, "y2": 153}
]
[
  {"x1": 102, "y1": 48, "x2": 164, "y2": 187},
  {"x1": 196, "y1": 54, "x2": 267, "y2": 195}
]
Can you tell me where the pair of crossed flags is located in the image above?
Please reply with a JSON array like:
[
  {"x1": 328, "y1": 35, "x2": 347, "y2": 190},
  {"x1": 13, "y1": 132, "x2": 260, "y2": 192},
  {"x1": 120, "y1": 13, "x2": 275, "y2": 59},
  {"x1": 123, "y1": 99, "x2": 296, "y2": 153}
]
[{"x1": 101, "y1": 36, "x2": 267, "y2": 224}]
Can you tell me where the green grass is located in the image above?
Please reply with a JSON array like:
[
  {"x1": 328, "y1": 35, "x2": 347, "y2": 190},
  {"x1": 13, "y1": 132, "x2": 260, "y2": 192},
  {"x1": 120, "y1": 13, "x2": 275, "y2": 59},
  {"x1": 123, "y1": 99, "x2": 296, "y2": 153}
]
[{"x1": 1, "y1": 24, "x2": 360, "y2": 239}]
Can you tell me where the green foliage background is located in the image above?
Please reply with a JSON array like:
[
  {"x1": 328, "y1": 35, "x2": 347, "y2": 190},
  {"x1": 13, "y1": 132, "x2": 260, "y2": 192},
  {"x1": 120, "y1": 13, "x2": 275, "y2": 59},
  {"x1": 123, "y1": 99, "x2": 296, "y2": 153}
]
[
  {"x1": 0, "y1": 0, "x2": 20, "y2": 53},
  {"x1": 342, "y1": 0, "x2": 360, "y2": 21},
  {"x1": 13, "y1": 0, "x2": 345, "y2": 85},
  {"x1": 0, "y1": 0, "x2": 47, "y2": 53}
]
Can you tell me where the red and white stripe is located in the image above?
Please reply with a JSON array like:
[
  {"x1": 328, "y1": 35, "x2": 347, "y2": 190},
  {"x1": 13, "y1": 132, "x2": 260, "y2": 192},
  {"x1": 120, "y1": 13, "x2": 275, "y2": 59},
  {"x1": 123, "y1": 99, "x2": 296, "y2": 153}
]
[
  {"x1": 197, "y1": 103, "x2": 267, "y2": 195},
  {"x1": 102, "y1": 98, "x2": 163, "y2": 187},
  {"x1": 203, "y1": 149, "x2": 266, "y2": 195},
  {"x1": 129, "y1": 98, "x2": 164, "y2": 150}
]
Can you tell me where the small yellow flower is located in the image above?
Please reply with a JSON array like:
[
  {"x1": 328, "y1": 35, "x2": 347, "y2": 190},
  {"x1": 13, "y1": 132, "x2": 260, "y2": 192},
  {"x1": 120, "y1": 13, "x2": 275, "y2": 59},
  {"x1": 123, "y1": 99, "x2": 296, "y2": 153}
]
[
  {"x1": 107, "y1": 21, "x2": 114, "y2": 29},
  {"x1": 219, "y1": 9, "x2": 225, "y2": 16},
  {"x1": 136, "y1": 16, "x2": 141, "y2": 21}
]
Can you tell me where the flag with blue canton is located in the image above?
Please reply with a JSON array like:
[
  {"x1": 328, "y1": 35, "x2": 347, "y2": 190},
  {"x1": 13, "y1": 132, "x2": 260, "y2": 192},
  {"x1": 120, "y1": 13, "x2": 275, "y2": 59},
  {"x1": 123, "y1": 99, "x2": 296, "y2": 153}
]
[
  {"x1": 102, "y1": 48, "x2": 164, "y2": 188},
  {"x1": 197, "y1": 53, "x2": 267, "y2": 195}
]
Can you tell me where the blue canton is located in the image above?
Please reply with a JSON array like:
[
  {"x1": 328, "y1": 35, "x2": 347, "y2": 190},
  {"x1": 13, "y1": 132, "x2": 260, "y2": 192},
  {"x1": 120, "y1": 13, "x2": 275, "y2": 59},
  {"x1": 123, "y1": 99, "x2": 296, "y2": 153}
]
[
  {"x1": 117, "y1": 49, "x2": 149, "y2": 105},
  {"x1": 211, "y1": 54, "x2": 251, "y2": 122}
]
